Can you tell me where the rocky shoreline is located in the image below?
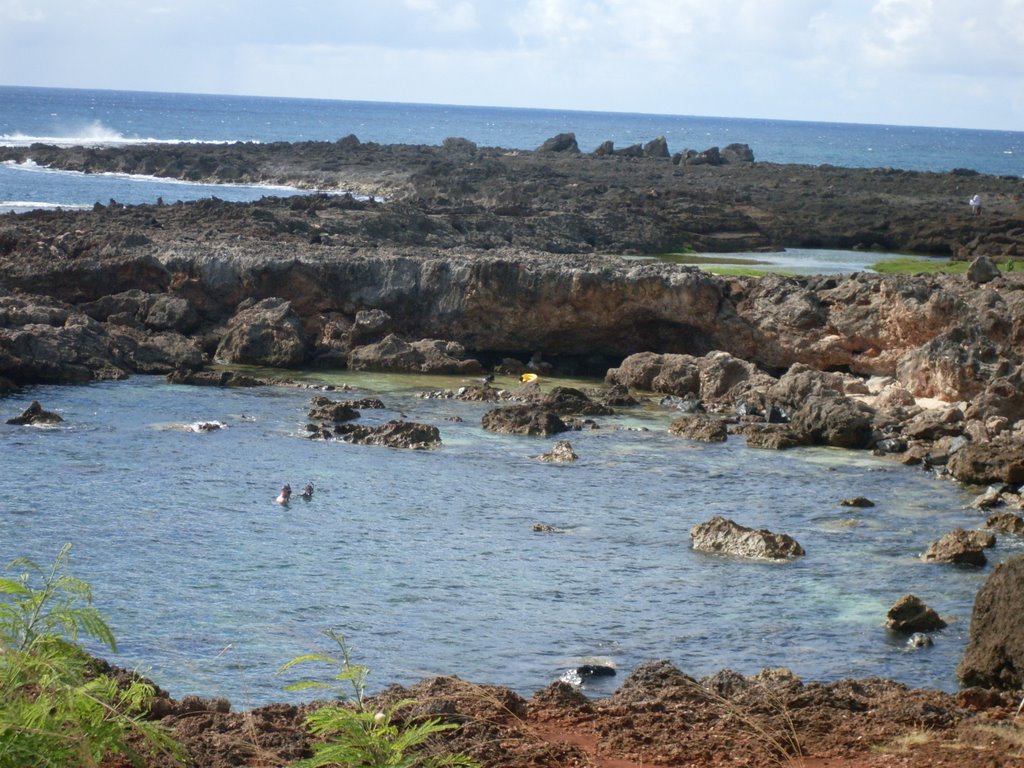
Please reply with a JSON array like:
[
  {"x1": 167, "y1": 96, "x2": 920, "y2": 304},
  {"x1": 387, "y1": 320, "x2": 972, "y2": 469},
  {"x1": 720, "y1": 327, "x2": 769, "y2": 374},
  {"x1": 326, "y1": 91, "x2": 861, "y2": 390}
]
[{"x1": 3, "y1": 137, "x2": 1024, "y2": 765}]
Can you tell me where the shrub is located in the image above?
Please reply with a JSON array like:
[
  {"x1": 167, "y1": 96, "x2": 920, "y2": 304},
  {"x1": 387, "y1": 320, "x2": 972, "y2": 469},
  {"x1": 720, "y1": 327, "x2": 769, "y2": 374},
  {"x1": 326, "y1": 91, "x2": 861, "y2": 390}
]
[
  {"x1": 0, "y1": 544, "x2": 179, "y2": 767},
  {"x1": 279, "y1": 630, "x2": 478, "y2": 768}
]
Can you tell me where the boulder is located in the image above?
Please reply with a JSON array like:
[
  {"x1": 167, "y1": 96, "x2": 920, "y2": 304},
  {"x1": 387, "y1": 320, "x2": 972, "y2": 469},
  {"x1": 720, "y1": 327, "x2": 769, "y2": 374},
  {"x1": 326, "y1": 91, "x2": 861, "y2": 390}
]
[
  {"x1": 307, "y1": 396, "x2": 360, "y2": 423},
  {"x1": 722, "y1": 143, "x2": 755, "y2": 163},
  {"x1": 684, "y1": 146, "x2": 722, "y2": 166},
  {"x1": 668, "y1": 415, "x2": 728, "y2": 442},
  {"x1": 896, "y1": 327, "x2": 1006, "y2": 401},
  {"x1": 6, "y1": 400, "x2": 63, "y2": 425},
  {"x1": 922, "y1": 528, "x2": 994, "y2": 566},
  {"x1": 108, "y1": 327, "x2": 205, "y2": 374},
  {"x1": 537, "y1": 440, "x2": 578, "y2": 463},
  {"x1": 903, "y1": 407, "x2": 964, "y2": 441},
  {"x1": 536, "y1": 133, "x2": 579, "y2": 153},
  {"x1": 986, "y1": 511, "x2": 1024, "y2": 535},
  {"x1": 348, "y1": 334, "x2": 481, "y2": 375},
  {"x1": 690, "y1": 516, "x2": 805, "y2": 561},
  {"x1": 788, "y1": 395, "x2": 874, "y2": 449},
  {"x1": 643, "y1": 136, "x2": 670, "y2": 158},
  {"x1": 946, "y1": 438, "x2": 1024, "y2": 485},
  {"x1": 143, "y1": 294, "x2": 200, "y2": 333},
  {"x1": 966, "y1": 255, "x2": 1000, "y2": 285},
  {"x1": 348, "y1": 308, "x2": 392, "y2": 345},
  {"x1": 885, "y1": 594, "x2": 947, "y2": 633},
  {"x1": 540, "y1": 386, "x2": 614, "y2": 416},
  {"x1": 606, "y1": 351, "x2": 771, "y2": 404},
  {"x1": 215, "y1": 297, "x2": 307, "y2": 367},
  {"x1": 957, "y1": 555, "x2": 1024, "y2": 689},
  {"x1": 334, "y1": 420, "x2": 441, "y2": 449},
  {"x1": 166, "y1": 368, "x2": 268, "y2": 387},
  {"x1": 481, "y1": 405, "x2": 569, "y2": 437},
  {"x1": 738, "y1": 423, "x2": 804, "y2": 449}
]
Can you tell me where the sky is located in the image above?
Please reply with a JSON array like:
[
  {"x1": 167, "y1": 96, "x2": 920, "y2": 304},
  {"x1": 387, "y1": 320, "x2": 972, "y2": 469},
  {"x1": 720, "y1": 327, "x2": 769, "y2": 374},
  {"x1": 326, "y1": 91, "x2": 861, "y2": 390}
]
[{"x1": 1, "y1": 0, "x2": 1022, "y2": 131}]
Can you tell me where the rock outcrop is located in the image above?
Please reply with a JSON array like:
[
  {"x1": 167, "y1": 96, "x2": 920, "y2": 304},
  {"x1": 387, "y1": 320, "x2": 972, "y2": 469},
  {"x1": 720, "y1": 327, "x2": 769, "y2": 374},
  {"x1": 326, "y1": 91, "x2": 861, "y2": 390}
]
[
  {"x1": 957, "y1": 555, "x2": 1024, "y2": 689},
  {"x1": 690, "y1": 516, "x2": 805, "y2": 561}
]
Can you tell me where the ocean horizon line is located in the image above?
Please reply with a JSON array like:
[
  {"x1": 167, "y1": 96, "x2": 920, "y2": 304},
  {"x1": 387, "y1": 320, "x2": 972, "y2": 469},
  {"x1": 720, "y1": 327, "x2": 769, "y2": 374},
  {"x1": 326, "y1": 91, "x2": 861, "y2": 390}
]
[{"x1": 3, "y1": 82, "x2": 1020, "y2": 138}]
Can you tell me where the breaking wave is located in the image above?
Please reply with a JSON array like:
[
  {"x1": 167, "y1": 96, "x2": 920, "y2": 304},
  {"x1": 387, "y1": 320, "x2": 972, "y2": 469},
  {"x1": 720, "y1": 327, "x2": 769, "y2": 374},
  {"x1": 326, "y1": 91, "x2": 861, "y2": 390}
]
[{"x1": 0, "y1": 120, "x2": 239, "y2": 148}]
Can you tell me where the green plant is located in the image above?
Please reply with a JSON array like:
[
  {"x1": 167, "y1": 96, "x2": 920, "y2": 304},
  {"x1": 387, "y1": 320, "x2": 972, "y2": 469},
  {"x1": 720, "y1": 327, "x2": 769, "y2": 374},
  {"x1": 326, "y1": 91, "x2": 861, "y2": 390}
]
[
  {"x1": 279, "y1": 630, "x2": 478, "y2": 768},
  {"x1": 0, "y1": 544, "x2": 179, "y2": 767}
]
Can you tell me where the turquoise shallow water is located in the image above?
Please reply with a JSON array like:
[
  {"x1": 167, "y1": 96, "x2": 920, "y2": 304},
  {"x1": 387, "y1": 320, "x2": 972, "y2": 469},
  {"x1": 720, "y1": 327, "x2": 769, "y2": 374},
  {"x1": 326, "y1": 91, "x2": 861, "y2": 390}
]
[{"x1": 0, "y1": 373, "x2": 1017, "y2": 708}]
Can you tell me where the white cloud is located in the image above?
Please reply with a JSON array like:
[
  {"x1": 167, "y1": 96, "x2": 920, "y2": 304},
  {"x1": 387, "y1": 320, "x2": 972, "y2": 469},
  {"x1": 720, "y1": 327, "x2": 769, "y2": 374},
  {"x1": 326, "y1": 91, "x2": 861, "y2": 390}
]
[{"x1": 0, "y1": 0, "x2": 1020, "y2": 129}]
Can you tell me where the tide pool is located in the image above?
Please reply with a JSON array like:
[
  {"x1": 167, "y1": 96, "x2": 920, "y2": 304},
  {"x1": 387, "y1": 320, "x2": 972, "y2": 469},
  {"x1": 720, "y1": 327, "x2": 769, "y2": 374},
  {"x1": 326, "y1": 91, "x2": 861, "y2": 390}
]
[{"x1": 0, "y1": 372, "x2": 1011, "y2": 708}]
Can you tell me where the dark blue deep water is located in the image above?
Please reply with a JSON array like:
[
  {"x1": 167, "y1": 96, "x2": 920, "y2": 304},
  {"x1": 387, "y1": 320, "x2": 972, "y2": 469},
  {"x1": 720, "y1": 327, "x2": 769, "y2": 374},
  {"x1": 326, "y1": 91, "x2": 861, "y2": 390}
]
[{"x1": 1, "y1": 373, "x2": 1018, "y2": 708}]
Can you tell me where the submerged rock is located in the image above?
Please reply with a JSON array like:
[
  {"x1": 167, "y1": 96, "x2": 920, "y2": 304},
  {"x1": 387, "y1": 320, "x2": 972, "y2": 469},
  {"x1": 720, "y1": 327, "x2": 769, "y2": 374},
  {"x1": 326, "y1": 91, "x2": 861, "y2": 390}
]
[{"x1": 690, "y1": 516, "x2": 805, "y2": 561}]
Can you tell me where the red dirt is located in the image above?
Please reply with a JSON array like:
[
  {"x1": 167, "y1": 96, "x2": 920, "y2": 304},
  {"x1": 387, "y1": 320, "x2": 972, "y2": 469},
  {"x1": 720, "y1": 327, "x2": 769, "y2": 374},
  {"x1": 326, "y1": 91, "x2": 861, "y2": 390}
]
[{"x1": 115, "y1": 661, "x2": 1024, "y2": 767}]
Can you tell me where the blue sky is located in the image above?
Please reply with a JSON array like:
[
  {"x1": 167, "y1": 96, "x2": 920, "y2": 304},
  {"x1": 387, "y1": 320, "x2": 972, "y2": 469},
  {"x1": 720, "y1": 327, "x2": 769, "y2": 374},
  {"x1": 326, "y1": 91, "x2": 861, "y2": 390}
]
[{"x1": 1, "y1": 0, "x2": 1021, "y2": 130}]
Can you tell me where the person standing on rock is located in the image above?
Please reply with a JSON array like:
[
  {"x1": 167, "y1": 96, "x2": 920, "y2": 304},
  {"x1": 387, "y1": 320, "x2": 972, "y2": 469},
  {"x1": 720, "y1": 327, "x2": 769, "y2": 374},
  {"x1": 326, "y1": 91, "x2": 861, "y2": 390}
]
[{"x1": 969, "y1": 194, "x2": 983, "y2": 216}]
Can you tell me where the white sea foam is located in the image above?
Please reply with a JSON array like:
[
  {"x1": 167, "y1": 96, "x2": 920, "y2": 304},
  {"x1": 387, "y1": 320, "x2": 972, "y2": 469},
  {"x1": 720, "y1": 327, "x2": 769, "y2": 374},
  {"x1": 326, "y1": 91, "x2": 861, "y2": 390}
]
[
  {"x1": 2, "y1": 159, "x2": 301, "y2": 193},
  {"x1": 0, "y1": 120, "x2": 243, "y2": 148},
  {"x1": 0, "y1": 201, "x2": 91, "y2": 214}
]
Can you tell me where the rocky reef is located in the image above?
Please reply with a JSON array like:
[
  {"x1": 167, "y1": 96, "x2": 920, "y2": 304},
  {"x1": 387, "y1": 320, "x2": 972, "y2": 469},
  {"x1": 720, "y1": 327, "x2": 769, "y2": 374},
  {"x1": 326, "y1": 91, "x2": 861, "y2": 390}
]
[{"x1": 4, "y1": 136, "x2": 1024, "y2": 766}]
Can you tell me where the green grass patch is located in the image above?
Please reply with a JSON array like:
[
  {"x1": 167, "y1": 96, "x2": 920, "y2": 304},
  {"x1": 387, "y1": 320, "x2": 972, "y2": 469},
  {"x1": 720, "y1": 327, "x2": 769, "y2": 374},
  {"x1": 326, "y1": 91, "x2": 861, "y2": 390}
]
[{"x1": 869, "y1": 257, "x2": 1020, "y2": 275}]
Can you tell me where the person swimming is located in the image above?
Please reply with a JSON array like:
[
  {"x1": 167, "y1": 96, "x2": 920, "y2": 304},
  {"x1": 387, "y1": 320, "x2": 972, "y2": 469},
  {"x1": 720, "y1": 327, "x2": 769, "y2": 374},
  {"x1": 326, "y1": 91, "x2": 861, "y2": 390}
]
[
  {"x1": 276, "y1": 484, "x2": 291, "y2": 505},
  {"x1": 299, "y1": 483, "x2": 314, "y2": 499}
]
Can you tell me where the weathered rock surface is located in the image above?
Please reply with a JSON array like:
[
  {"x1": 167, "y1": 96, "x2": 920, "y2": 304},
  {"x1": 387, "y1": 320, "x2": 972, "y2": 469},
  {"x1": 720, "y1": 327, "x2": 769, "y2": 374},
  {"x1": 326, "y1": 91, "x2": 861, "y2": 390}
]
[
  {"x1": 5, "y1": 400, "x2": 63, "y2": 425},
  {"x1": 922, "y1": 528, "x2": 995, "y2": 566},
  {"x1": 885, "y1": 594, "x2": 947, "y2": 633},
  {"x1": 946, "y1": 438, "x2": 1024, "y2": 484},
  {"x1": 333, "y1": 420, "x2": 442, "y2": 449},
  {"x1": 690, "y1": 516, "x2": 805, "y2": 560},
  {"x1": 536, "y1": 440, "x2": 578, "y2": 463},
  {"x1": 986, "y1": 511, "x2": 1024, "y2": 535},
  {"x1": 957, "y1": 554, "x2": 1024, "y2": 689},
  {"x1": 668, "y1": 414, "x2": 728, "y2": 442},
  {"x1": 481, "y1": 405, "x2": 569, "y2": 437},
  {"x1": 307, "y1": 396, "x2": 361, "y2": 423},
  {"x1": 215, "y1": 297, "x2": 307, "y2": 367},
  {"x1": 3, "y1": 139, "x2": 1024, "y2": 492},
  {"x1": 348, "y1": 334, "x2": 482, "y2": 374}
]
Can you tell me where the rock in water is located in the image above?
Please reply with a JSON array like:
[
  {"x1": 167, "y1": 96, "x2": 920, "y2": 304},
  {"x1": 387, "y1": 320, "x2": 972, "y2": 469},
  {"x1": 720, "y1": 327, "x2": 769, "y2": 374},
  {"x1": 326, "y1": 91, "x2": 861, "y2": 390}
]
[
  {"x1": 537, "y1": 440, "x2": 578, "y2": 463},
  {"x1": 6, "y1": 400, "x2": 63, "y2": 425},
  {"x1": 885, "y1": 594, "x2": 947, "y2": 633},
  {"x1": 922, "y1": 528, "x2": 994, "y2": 566},
  {"x1": 690, "y1": 516, "x2": 805, "y2": 561}
]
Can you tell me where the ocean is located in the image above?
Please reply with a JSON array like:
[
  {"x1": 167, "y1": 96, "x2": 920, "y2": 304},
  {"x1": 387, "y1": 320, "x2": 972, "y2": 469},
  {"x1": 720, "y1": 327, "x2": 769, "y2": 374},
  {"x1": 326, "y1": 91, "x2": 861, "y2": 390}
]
[
  {"x1": 1, "y1": 85, "x2": 1022, "y2": 214},
  {"x1": 1, "y1": 373, "x2": 1011, "y2": 708},
  {"x1": 1, "y1": 86, "x2": 1022, "y2": 707}
]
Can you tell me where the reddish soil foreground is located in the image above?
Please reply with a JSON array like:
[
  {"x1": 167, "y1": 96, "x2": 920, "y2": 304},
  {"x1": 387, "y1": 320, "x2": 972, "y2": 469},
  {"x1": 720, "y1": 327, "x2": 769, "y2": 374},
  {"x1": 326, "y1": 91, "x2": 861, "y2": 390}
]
[{"x1": 111, "y1": 661, "x2": 1024, "y2": 768}]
